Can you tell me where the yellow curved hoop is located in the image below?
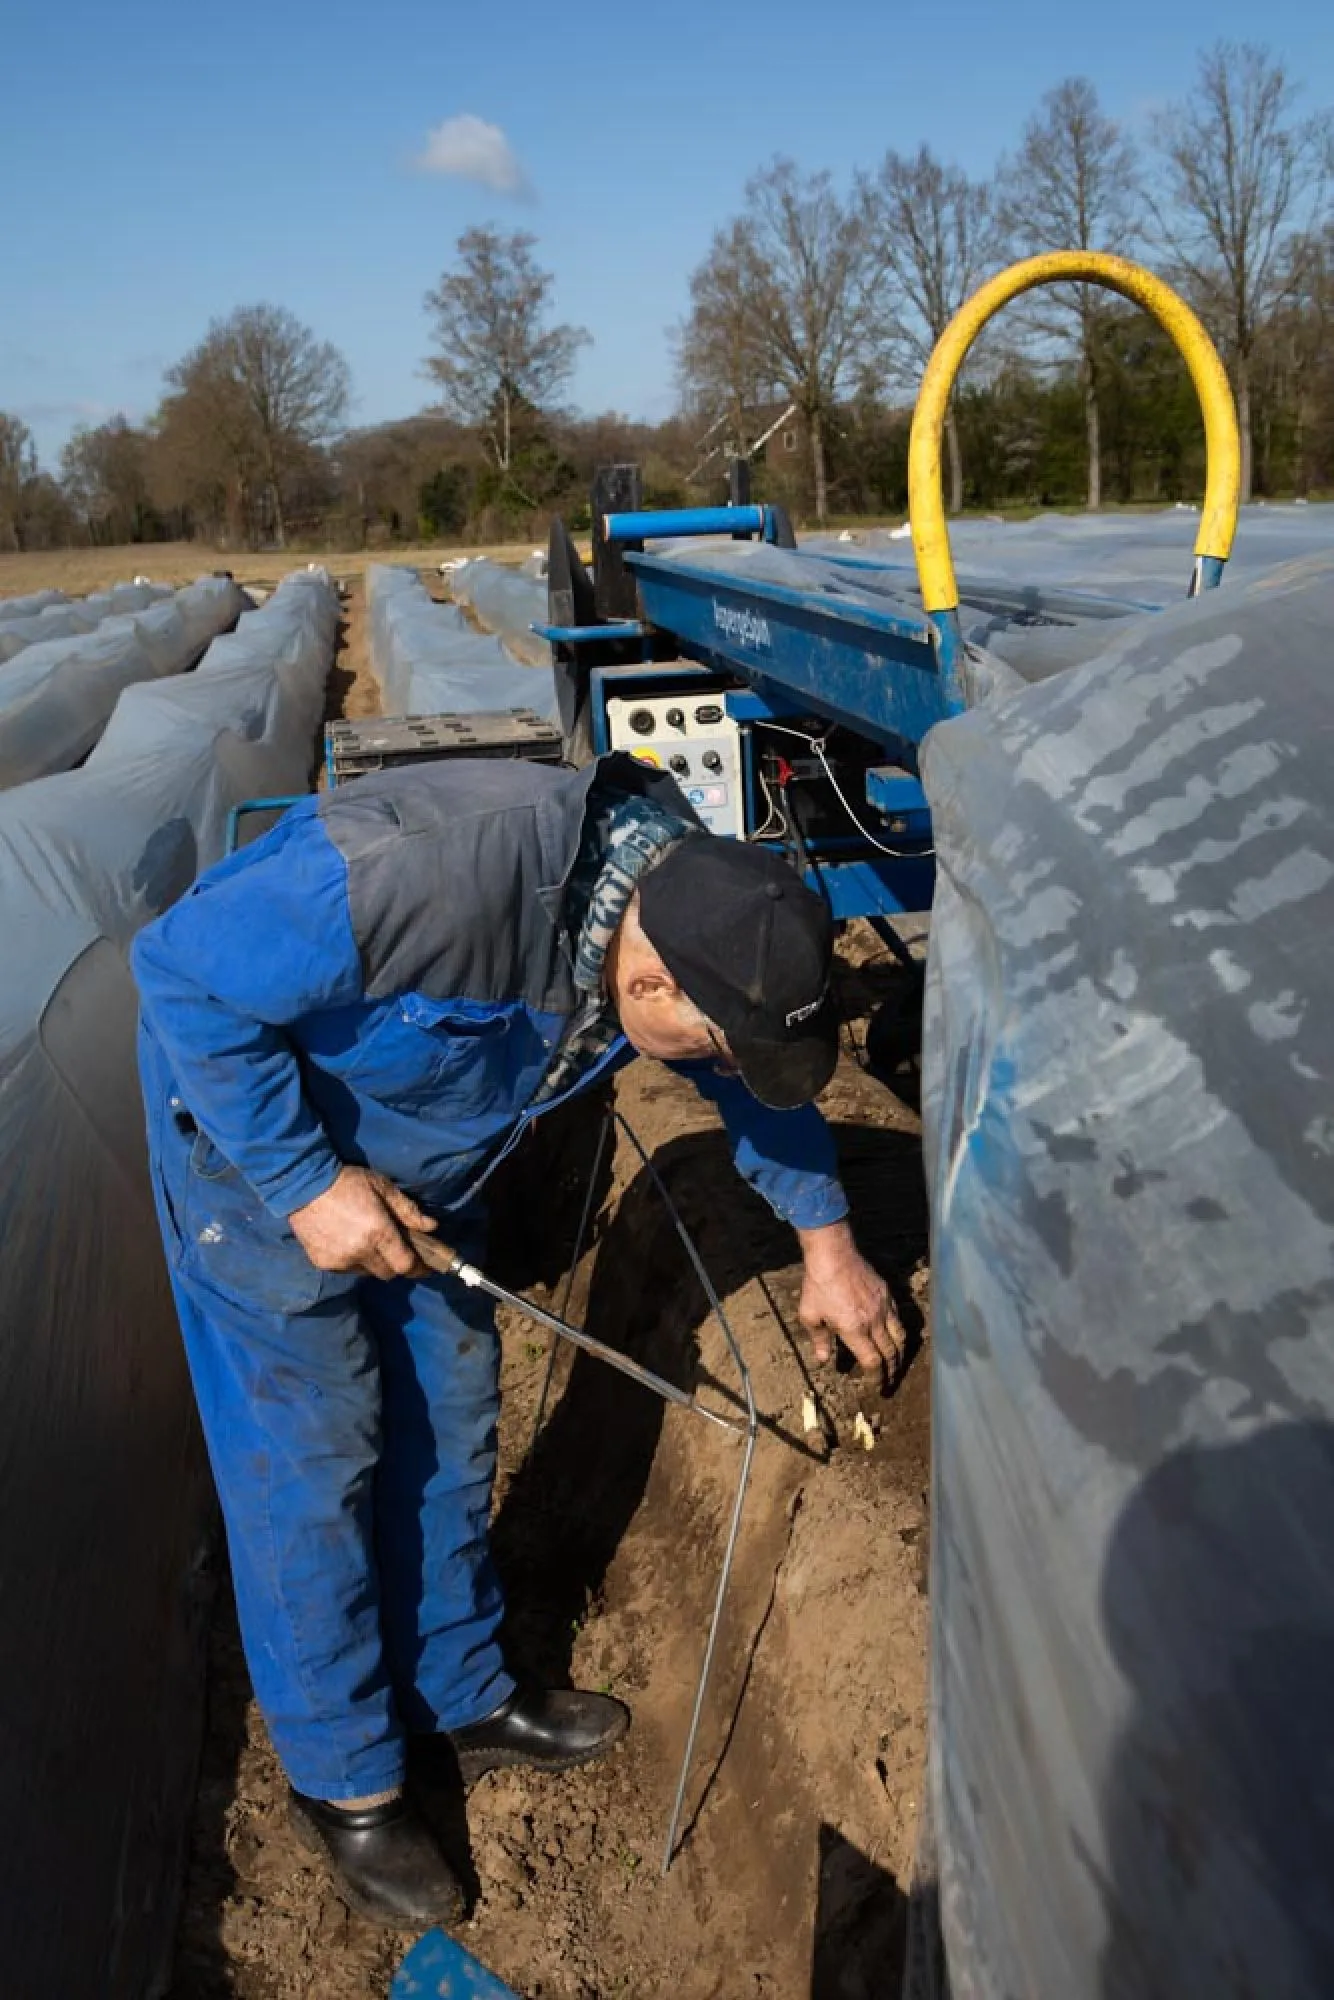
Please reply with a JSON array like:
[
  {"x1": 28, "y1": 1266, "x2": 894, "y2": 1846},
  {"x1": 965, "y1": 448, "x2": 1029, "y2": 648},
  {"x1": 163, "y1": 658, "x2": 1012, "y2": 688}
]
[{"x1": 907, "y1": 251, "x2": 1242, "y2": 614}]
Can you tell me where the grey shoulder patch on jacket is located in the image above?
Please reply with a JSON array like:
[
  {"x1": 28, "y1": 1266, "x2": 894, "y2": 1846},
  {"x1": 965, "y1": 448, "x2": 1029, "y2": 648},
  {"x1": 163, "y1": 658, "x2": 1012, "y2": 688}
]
[{"x1": 316, "y1": 753, "x2": 699, "y2": 1007}]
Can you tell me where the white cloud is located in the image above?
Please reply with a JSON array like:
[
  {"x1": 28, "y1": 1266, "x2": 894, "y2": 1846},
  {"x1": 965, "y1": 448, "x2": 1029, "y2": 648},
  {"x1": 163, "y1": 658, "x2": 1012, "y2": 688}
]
[{"x1": 413, "y1": 113, "x2": 533, "y2": 199}]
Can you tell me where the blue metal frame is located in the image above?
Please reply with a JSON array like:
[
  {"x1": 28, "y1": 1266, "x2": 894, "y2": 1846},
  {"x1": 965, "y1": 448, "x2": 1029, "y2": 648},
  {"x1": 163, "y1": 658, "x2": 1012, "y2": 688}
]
[
  {"x1": 586, "y1": 650, "x2": 935, "y2": 916},
  {"x1": 531, "y1": 619, "x2": 646, "y2": 644},
  {"x1": 865, "y1": 768, "x2": 932, "y2": 837},
  {"x1": 1191, "y1": 552, "x2": 1227, "y2": 596},
  {"x1": 603, "y1": 504, "x2": 771, "y2": 542},
  {"x1": 625, "y1": 550, "x2": 957, "y2": 742},
  {"x1": 781, "y1": 852, "x2": 937, "y2": 919},
  {"x1": 926, "y1": 608, "x2": 970, "y2": 714},
  {"x1": 565, "y1": 493, "x2": 1238, "y2": 923},
  {"x1": 224, "y1": 794, "x2": 306, "y2": 856}
]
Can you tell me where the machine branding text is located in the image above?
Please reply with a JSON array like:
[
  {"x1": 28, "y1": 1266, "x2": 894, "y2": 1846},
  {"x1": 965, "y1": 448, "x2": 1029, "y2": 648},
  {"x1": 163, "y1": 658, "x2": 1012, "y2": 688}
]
[{"x1": 712, "y1": 600, "x2": 771, "y2": 651}]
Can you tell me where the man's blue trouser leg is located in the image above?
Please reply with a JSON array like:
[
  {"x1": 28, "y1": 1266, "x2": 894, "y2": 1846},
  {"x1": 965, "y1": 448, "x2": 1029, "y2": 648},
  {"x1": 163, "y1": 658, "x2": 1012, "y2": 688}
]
[
  {"x1": 151, "y1": 1114, "x2": 514, "y2": 1798},
  {"x1": 365, "y1": 1266, "x2": 513, "y2": 1738}
]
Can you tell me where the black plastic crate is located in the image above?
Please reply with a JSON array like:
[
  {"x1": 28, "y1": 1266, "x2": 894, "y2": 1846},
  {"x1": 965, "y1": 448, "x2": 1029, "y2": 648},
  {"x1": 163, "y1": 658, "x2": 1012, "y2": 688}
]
[{"x1": 325, "y1": 710, "x2": 564, "y2": 785}]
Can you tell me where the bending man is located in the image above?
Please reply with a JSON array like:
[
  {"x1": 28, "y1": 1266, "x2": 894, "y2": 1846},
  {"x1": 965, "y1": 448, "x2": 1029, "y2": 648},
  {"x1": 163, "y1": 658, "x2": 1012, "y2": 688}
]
[{"x1": 133, "y1": 750, "x2": 903, "y2": 1927}]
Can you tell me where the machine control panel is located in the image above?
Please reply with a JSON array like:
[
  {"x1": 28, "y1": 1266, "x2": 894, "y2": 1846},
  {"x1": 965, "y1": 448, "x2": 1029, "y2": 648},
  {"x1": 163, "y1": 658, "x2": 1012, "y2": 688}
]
[{"x1": 605, "y1": 692, "x2": 744, "y2": 838}]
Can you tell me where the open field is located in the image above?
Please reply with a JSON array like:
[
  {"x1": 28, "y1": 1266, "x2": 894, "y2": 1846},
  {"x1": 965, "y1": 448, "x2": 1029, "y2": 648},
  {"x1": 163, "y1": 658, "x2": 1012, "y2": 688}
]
[
  {"x1": 0, "y1": 539, "x2": 540, "y2": 599},
  {"x1": 9, "y1": 497, "x2": 1330, "y2": 605}
]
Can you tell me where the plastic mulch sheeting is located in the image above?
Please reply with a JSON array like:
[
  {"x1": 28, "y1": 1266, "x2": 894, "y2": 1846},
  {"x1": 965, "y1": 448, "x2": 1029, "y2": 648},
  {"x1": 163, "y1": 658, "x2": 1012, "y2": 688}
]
[
  {"x1": 647, "y1": 505, "x2": 1334, "y2": 690},
  {"x1": 0, "y1": 576, "x2": 246, "y2": 790},
  {"x1": 0, "y1": 580, "x2": 173, "y2": 664},
  {"x1": 366, "y1": 563, "x2": 556, "y2": 718},
  {"x1": 448, "y1": 556, "x2": 552, "y2": 668},
  {"x1": 0, "y1": 569, "x2": 338, "y2": 2000},
  {"x1": 914, "y1": 550, "x2": 1334, "y2": 1999},
  {"x1": 809, "y1": 500, "x2": 1334, "y2": 600},
  {"x1": 0, "y1": 585, "x2": 68, "y2": 623}
]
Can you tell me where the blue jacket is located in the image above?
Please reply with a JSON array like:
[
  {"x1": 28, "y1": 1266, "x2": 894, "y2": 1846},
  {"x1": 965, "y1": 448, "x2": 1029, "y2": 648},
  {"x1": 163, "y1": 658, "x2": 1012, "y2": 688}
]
[{"x1": 133, "y1": 754, "x2": 848, "y2": 1234}]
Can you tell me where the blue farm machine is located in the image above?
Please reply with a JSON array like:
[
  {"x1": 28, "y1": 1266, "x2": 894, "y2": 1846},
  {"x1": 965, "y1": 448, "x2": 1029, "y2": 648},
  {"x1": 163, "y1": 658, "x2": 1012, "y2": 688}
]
[{"x1": 536, "y1": 253, "x2": 1239, "y2": 920}]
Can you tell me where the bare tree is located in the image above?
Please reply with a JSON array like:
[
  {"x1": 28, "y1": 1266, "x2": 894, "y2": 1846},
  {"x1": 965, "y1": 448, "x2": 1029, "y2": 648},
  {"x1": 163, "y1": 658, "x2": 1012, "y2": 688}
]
[
  {"x1": 675, "y1": 217, "x2": 781, "y2": 455},
  {"x1": 154, "y1": 350, "x2": 259, "y2": 545},
  {"x1": 861, "y1": 147, "x2": 997, "y2": 513},
  {"x1": 1001, "y1": 79, "x2": 1140, "y2": 508},
  {"x1": 1152, "y1": 42, "x2": 1331, "y2": 500},
  {"x1": 424, "y1": 229, "x2": 590, "y2": 482},
  {"x1": 1251, "y1": 222, "x2": 1334, "y2": 492},
  {"x1": 61, "y1": 415, "x2": 152, "y2": 545},
  {"x1": 16, "y1": 473, "x2": 76, "y2": 551},
  {"x1": 226, "y1": 306, "x2": 350, "y2": 546},
  {"x1": 679, "y1": 161, "x2": 876, "y2": 522},
  {"x1": 163, "y1": 306, "x2": 350, "y2": 547},
  {"x1": 0, "y1": 414, "x2": 38, "y2": 553}
]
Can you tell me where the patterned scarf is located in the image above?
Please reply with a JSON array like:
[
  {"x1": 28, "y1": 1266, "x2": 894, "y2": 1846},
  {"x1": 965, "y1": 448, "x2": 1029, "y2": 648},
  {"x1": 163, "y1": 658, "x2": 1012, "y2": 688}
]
[{"x1": 532, "y1": 788, "x2": 698, "y2": 1104}]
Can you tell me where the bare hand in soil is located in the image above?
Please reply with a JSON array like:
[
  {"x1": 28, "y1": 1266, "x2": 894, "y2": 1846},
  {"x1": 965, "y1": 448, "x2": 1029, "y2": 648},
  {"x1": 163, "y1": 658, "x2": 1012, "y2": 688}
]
[
  {"x1": 796, "y1": 1221, "x2": 908, "y2": 1381},
  {"x1": 289, "y1": 1165, "x2": 436, "y2": 1281}
]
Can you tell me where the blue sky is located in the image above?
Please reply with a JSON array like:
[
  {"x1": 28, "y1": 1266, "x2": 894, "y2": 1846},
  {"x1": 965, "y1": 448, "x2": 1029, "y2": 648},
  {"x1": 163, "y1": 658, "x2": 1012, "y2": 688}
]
[{"x1": 3, "y1": 0, "x2": 1330, "y2": 469}]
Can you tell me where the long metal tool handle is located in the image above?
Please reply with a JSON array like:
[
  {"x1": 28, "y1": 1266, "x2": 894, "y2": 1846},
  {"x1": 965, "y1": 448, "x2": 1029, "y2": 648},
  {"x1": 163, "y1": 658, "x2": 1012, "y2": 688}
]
[{"x1": 408, "y1": 1229, "x2": 744, "y2": 1436}]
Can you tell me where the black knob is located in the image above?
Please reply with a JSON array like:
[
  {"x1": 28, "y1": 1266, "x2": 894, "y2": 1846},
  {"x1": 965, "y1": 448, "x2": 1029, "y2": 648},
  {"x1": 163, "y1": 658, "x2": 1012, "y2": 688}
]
[
  {"x1": 669, "y1": 754, "x2": 689, "y2": 775},
  {"x1": 665, "y1": 707, "x2": 685, "y2": 730},
  {"x1": 628, "y1": 708, "x2": 655, "y2": 736},
  {"x1": 702, "y1": 749, "x2": 723, "y2": 774}
]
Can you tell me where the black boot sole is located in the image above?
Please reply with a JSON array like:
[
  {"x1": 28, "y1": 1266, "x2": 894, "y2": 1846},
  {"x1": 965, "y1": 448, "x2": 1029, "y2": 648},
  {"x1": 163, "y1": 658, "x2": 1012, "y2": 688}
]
[
  {"x1": 455, "y1": 1710, "x2": 630, "y2": 1785},
  {"x1": 288, "y1": 1797, "x2": 464, "y2": 1930}
]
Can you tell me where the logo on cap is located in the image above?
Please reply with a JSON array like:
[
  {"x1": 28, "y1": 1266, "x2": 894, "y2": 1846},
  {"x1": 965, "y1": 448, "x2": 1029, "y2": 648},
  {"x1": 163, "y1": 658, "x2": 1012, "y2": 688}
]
[{"x1": 785, "y1": 983, "x2": 828, "y2": 1028}]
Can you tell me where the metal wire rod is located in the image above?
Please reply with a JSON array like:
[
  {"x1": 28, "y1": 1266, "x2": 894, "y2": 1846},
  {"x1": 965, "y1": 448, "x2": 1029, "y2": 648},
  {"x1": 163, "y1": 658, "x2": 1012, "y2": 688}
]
[
  {"x1": 529, "y1": 1109, "x2": 613, "y2": 1455},
  {"x1": 441, "y1": 1102, "x2": 759, "y2": 1876},
  {"x1": 608, "y1": 1111, "x2": 759, "y2": 1875},
  {"x1": 662, "y1": 1418, "x2": 755, "y2": 1874}
]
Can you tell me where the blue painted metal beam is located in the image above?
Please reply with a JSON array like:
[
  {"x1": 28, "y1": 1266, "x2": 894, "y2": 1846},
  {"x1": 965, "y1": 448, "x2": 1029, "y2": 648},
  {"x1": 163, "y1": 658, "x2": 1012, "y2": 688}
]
[
  {"x1": 767, "y1": 852, "x2": 936, "y2": 919},
  {"x1": 865, "y1": 768, "x2": 932, "y2": 839},
  {"x1": 604, "y1": 506, "x2": 767, "y2": 542},
  {"x1": 225, "y1": 794, "x2": 306, "y2": 854},
  {"x1": 926, "y1": 609, "x2": 970, "y2": 716},
  {"x1": 1190, "y1": 552, "x2": 1227, "y2": 596},
  {"x1": 627, "y1": 551, "x2": 950, "y2": 746},
  {"x1": 531, "y1": 620, "x2": 646, "y2": 642}
]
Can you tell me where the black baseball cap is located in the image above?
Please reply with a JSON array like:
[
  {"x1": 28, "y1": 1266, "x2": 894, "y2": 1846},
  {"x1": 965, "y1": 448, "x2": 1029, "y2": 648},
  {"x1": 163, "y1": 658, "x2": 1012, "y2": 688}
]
[{"x1": 637, "y1": 838, "x2": 839, "y2": 1109}]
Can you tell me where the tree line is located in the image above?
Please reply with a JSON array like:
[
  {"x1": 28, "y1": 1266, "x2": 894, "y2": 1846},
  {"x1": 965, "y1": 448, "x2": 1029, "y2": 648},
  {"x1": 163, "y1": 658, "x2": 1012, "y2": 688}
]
[
  {"x1": 681, "y1": 42, "x2": 1331, "y2": 518},
  {"x1": 1, "y1": 38, "x2": 1329, "y2": 555}
]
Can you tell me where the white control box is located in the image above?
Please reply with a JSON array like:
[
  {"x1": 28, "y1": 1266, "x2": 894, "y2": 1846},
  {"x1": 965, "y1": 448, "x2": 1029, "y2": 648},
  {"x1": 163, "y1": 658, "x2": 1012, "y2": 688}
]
[{"x1": 605, "y1": 692, "x2": 744, "y2": 837}]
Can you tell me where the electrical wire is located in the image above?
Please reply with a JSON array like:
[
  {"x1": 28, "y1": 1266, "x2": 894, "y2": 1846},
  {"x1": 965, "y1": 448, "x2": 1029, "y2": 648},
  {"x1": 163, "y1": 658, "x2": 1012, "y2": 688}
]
[
  {"x1": 771, "y1": 763, "x2": 874, "y2": 1070},
  {"x1": 752, "y1": 762, "x2": 786, "y2": 840},
  {"x1": 779, "y1": 770, "x2": 833, "y2": 911},
  {"x1": 758, "y1": 722, "x2": 935, "y2": 860},
  {"x1": 761, "y1": 728, "x2": 925, "y2": 1068}
]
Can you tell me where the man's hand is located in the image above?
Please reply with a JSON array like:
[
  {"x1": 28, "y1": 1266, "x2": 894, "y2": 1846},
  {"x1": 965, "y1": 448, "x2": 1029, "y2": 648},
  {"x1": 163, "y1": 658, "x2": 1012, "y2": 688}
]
[
  {"x1": 289, "y1": 1166, "x2": 437, "y2": 1282},
  {"x1": 796, "y1": 1219, "x2": 907, "y2": 1379}
]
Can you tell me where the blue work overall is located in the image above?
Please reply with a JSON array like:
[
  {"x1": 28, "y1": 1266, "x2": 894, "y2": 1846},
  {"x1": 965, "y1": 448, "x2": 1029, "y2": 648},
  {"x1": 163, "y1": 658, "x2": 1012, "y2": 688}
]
[{"x1": 133, "y1": 757, "x2": 847, "y2": 1799}]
